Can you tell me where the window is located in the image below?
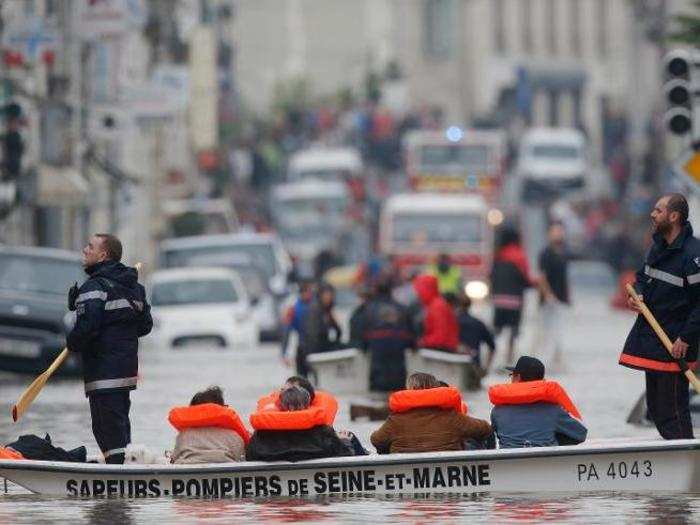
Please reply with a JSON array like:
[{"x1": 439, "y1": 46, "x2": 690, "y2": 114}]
[
  {"x1": 596, "y1": 0, "x2": 609, "y2": 57},
  {"x1": 546, "y1": 0, "x2": 557, "y2": 55},
  {"x1": 569, "y1": 0, "x2": 582, "y2": 56},
  {"x1": 424, "y1": 0, "x2": 455, "y2": 59},
  {"x1": 493, "y1": 0, "x2": 506, "y2": 54},
  {"x1": 521, "y1": 0, "x2": 534, "y2": 53}
]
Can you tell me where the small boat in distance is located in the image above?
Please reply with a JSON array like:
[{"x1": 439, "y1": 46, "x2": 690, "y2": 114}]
[{"x1": 1, "y1": 439, "x2": 698, "y2": 497}]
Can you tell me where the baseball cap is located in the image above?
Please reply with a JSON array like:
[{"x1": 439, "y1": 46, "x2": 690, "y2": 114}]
[{"x1": 505, "y1": 356, "x2": 545, "y2": 381}]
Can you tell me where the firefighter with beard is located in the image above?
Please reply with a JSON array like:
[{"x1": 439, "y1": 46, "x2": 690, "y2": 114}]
[{"x1": 620, "y1": 193, "x2": 700, "y2": 439}]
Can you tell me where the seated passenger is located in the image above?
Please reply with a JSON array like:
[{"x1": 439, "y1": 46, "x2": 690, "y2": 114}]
[
  {"x1": 246, "y1": 386, "x2": 353, "y2": 462},
  {"x1": 257, "y1": 376, "x2": 339, "y2": 425},
  {"x1": 370, "y1": 373, "x2": 492, "y2": 454},
  {"x1": 169, "y1": 386, "x2": 249, "y2": 464},
  {"x1": 489, "y1": 356, "x2": 587, "y2": 448}
]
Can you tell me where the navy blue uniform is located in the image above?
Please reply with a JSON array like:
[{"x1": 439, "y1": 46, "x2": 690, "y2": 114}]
[
  {"x1": 362, "y1": 294, "x2": 414, "y2": 392},
  {"x1": 67, "y1": 260, "x2": 152, "y2": 463},
  {"x1": 457, "y1": 311, "x2": 495, "y2": 367},
  {"x1": 620, "y1": 223, "x2": 700, "y2": 439}
]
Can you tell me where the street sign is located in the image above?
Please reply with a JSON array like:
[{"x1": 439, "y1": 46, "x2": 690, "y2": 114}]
[
  {"x1": 1, "y1": 16, "x2": 58, "y2": 62},
  {"x1": 674, "y1": 148, "x2": 700, "y2": 186}
]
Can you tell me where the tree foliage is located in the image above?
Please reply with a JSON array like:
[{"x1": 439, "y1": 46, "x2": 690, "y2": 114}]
[{"x1": 668, "y1": 0, "x2": 700, "y2": 46}]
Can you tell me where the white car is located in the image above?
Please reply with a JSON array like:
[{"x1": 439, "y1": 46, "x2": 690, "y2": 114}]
[{"x1": 147, "y1": 267, "x2": 259, "y2": 350}]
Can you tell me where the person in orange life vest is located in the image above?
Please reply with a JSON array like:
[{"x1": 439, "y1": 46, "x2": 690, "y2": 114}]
[
  {"x1": 489, "y1": 356, "x2": 587, "y2": 449},
  {"x1": 246, "y1": 386, "x2": 356, "y2": 462},
  {"x1": 169, "y1": 386, "x2": 249, "y2": 464},
  {"x1": 621, "y1": 194, "x2": 700, "y2": 440},
  {"x1": 412, "y1": 274, "x2": 458, "y2": 351},
  {"x1": 256, "y1": 376, "x2": 339, "y2": 426},
  {"x1": 490, "y1": 226, "x2": 537, "y2": 366},
  {"x1": 370, "y1": 373, "x2": 492, "y2": 454}
]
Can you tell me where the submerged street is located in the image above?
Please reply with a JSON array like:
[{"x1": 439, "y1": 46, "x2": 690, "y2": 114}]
[{"x1": 1, "y1": 282, "x2": 690, "y2": 523}]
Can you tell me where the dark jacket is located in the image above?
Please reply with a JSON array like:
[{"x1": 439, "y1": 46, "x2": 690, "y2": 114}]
[
  {"x1": 491, "y1": 403, "x2": 587, "y2": 448},
  {"x1": 362, "y1": 293, "x2": 414, "y2": 392},
  {"x1": 6, "y1": 433, "x2": 86, "y2": 462},
  {"x1": 538, "y1": 245, "x2": 570, "y2": 304},
  {"x1": 491, "y1": 243, "x2": 533, "y2": 311},
  {"x1": 67, "y1": 261, "x2": 152, "y2": 396},
  {"x1": 620, "y1": 223, "x2": 700, "y2": 372},
  {"x1": 413, "y1": 275, "x2": 458, "y2": 351},
  {"x1": 300, "y1": 299, "x2": 341, "y2": 355},
  {"x1": 245, "y1": 425, "x2": 352, "y2": 462},
  {"x1": 457, "y1": 310, "x2": 495, "y2": 363},
  {"x1": 370, "y1": 407, "x2": 492, "y2": 454},
  {"x1": 348, "y1": 301, "x2": 369, "y2": 350}
]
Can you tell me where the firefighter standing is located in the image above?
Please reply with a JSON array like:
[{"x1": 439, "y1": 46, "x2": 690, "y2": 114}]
[
  {"x1": 67, "y1": 234, "x2": 152, "y2": 463},
  {"x1": 620, "y1": 194, "x2": 700, "y2": 439}
]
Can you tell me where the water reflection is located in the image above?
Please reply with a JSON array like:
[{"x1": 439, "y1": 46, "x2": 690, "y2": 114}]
[
  {"x1": 84, "y1": 499, "x2": 135, "y2": 525},
  {"x1": 1, "y1": 491, "x2": 700, "y2": 523}
]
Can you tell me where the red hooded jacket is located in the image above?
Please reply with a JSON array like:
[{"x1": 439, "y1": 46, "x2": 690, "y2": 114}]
[{"x1": 413, "y1": 274, "x2": 459, "y2": 351}]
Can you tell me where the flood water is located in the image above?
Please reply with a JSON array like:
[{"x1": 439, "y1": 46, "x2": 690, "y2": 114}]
[{"x1": 1, "y1": 286, "x2": 698, "y2": 523}]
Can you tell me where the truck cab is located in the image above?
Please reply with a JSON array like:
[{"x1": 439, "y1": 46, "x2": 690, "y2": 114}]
[
  {"x1": 516, "y1": 127, "x2": 588, "y2": 201},
  {"x1": 379, "y1": 192, "x2": 493, "y2": 299}
]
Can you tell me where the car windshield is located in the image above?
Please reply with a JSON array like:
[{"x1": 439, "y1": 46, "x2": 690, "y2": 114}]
[
  {"x1": 0, "y1": 254, "x2": 83, "y2": 295},
  {"x1": 151, "y1": 279, "x2": 239, "y2": 306},
  {"x1": 531, "y1": 144, "x2": 581, "y2": 160},
  {"x1": 294, "y1": 169, "x2": 349, "y2": 182},
  {"x1": 274, "y1": 197, "x2": 347, "y2": 236},
  {"x1": 392, "y1": 213, "x2": 483, "y2": 244},
  {"x1": 419, "y1": 144, "x2": 490, "y2": 171},
  {"x1": 229, "y1": 265, "x2": 267, "y2": 299},
  {"x1": 163, "y1": 243, "x2": 278, "y2": 279}
]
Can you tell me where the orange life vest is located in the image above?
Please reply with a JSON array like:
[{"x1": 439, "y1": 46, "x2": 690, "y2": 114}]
[
  {"x1": 249, "y1": 406, "x2": 327, "y2": 431},
  {"x1": 255, "y1": 390, "x2": 338, "y2": 426},
  {"x1": 0, "y1": 447, "x2": 23, "y2": 460},
  {"x1": 168, "y1": 403, "x2": 251, "y2": 444},
  {"x1": 389, "y1": 386, "x2": 467, "y2": 414},
  {"x1": 488, "y1": 380, "x2": 582, "y2": 420}
]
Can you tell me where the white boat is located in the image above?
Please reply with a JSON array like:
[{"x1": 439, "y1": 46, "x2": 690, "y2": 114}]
[{"x1": 1, "y1": 439, "x2": 699, "y2": 497}]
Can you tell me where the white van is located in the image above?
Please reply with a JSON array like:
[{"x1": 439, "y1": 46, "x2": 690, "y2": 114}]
[
  {"x1": 271, "y1": 180, "x2": 350, "y2": 273},
  {"x1": 516, "y1": 128, "x2": 588, "y2": 199},
  {"x1": 287, "y1": 147, "x2": 362, "y2": 183}
]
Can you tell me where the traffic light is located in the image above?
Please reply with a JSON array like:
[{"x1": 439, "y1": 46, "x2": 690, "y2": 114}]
[
  {"x1": 2, "y1": 103, "x2": 24, "y2": 180},
  {"x1": 663, "y1": 50, "x2": 700, "y2": 136}
]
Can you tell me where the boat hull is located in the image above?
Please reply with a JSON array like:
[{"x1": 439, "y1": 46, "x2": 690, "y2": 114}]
[{"x1": 2, "y1": 440, "x2": 699, "y2": 497}]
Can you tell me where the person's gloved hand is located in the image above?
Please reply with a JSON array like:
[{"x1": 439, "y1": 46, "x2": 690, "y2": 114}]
[{"x1": 68, "y1": 282, "x2": 79, "y2": 311}]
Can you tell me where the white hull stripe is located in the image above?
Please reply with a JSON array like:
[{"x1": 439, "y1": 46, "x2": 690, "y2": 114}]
[
  {"x1": 76, "y1": 291, "x2": 108, "y2": 303},
  {"x1": 688, "y1": 272, "x2": 700, "y2": 285},
  {"x1": 645, "y1": 265, "x2": 684, "y2": 287},
  {"x1": 85, "y1": 377, "x2": 138, "y2": 393},
  {"x1": 104, "y1": 299, "x2": 143, "y2": 311},
  {"x1": 103, "y1": 447, "x2": 127, "y2": 458}
]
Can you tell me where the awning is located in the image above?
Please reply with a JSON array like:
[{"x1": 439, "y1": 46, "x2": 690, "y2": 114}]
[
  {"x1": 520, "y1": 62, "x2": 587, "y2": 91},
  {"x1": 36, "y1": 165, "x2": 89, "y2": 207}
]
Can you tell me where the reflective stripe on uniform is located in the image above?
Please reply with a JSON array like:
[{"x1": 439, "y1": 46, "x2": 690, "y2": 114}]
[
  {"x1": 85, "y1": 376, "x2": 138, "y2": 393},
  {"x1": 104, "y1": 299, "x2": 143, "y2": 311},
  {"x1": 76, "y1": 290, "x2": 108, "y2": 303},
  {"x1": 688, "y1": 272, "x2": 700, "y2": 285},
  {"x1": 644, "y1": 265, "x2": 684, "y2": 287},
  {"x1": 619, "y1": 352, "x2": 698, "y2": 372},
  {"x1": 103, "y1": 447, "x2": 127, "y2": 458}
]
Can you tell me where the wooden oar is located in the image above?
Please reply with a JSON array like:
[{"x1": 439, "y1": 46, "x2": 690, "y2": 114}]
[
  {"x1": 11, "y1": 263, "x2": 143, "y2": 422},
  {"x1": 12, "y1": 348, "x2": 68, "y2": 422},
  {"x1": 626, "y1": 283, "x2": 700, "y2": 393}
]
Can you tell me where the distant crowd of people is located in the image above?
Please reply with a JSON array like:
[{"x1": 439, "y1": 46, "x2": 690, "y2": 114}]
[{"x1": 280, "y1": 218, "x2": 572, "y2": 395}]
